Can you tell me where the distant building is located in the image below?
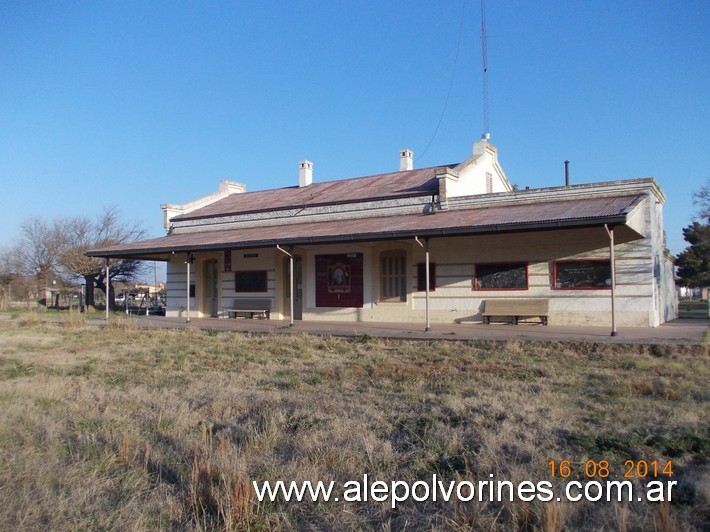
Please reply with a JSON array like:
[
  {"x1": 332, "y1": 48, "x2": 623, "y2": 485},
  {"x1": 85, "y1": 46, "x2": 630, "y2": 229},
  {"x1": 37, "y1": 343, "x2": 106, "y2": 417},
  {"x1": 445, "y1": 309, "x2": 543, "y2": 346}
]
[{"x1": 88, "y1": 140, "x2": 677, "y2": 327}]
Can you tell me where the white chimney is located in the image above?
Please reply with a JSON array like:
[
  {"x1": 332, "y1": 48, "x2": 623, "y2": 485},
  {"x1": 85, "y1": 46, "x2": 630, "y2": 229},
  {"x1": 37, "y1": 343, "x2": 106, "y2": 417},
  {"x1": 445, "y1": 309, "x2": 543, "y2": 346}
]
[
  {"x1": 399, "y1": 148, "x2": 413, "y2": 171},
  {"x1": 299, "y1": 160, "x2": 313, "y2": 187}
]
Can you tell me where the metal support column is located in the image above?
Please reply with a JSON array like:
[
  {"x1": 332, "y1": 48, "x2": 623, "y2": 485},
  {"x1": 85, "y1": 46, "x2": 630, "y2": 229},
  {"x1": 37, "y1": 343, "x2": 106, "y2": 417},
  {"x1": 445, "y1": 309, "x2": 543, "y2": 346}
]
[
  {"x1": 605, "y1": 225, "x2": 618, "y2": 337},
  {"x1": 276, "y1": 245, "x2": 294, "y2": 327},
  {"x1": 105, "y1": 258, "x2": 110, "y2": 321},
  {"x1": 185, "y1": 253, "x2": 194, "y2": 324},
  {"x1": 415, "y1": 237, "x2": 431, "y2": 332}
]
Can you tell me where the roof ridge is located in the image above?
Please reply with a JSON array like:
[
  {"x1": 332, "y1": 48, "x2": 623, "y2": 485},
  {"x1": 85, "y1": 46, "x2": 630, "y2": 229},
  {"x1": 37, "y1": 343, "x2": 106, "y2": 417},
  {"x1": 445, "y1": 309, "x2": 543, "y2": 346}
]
[
  {"x1": 171, "y1": 163, "x2": 453, "y2": 222},
  {"x1": 244, "y1": 161, "x2": 460, "y2": 194}
]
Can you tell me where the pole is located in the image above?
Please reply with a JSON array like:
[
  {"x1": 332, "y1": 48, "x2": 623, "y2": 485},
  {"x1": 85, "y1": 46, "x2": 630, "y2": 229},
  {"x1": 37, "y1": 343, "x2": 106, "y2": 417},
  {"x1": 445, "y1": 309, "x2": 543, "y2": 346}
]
[
  {"x1": 153, "y1": 261, "x2": 157, "y2": 310},
  {"x1": 289, "y1": 255, "x2": 294, "y2": 327},
  {"x1": 186, "y1": 254, "x2": 192, "y2": 324},
  {"x1": 105, "y1": 258, "x2": 110, "y2": 321},
  {"x1": 276, "y1": 245, "x2": 294, "y2": 327},
  {"x1": 425, "y1": 238, "x2": 431, "y2": 332},
  {"x1": 415, "y1": 237, "x2": 431, "y2": 332},
  {"x1": 605, "y1": 225, "x2": 618, "y2": 337},
  {"x1": 481, "y1": 0, "x2": 490, "y2": 139}
]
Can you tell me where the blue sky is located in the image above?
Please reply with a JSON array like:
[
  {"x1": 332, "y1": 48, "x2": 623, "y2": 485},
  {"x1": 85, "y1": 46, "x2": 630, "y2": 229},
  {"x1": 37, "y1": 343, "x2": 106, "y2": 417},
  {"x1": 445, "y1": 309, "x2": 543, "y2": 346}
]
[{"x1": 1, "y1": 0, "x2": 708, "y2": 267}]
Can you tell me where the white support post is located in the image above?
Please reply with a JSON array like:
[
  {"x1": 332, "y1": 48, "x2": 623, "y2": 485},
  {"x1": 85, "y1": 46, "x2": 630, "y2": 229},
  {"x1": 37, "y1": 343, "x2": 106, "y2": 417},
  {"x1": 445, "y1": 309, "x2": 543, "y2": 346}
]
[
  {"x1": 605, "y1": 225, "x2": 618, "y2": 337},
  {"x1": 276, "y1": 245, "x2": 294, "y2": 327},
  {"x1": 105, "y1": 258, "x2": 110, "y2": 321},
  {"x1": 185, "y1": 253, "x2": 193, "y2": 324},
  {"x1": 415, "y1": 237, "x2": 431, "y2": 332},
  {"x1": 425, "y1": 238, "x2": 431, "y2": 332}
]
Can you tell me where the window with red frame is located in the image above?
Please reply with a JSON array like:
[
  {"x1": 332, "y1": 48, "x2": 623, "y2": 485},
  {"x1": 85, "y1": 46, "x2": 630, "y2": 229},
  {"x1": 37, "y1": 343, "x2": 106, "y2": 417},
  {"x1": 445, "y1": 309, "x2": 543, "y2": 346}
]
[
  {"x1": 554, "y1": 260, "x2": 611, "y2": 289},
  {"x1": 474, "y1": 263, "x2": 528, "y2": 290}
]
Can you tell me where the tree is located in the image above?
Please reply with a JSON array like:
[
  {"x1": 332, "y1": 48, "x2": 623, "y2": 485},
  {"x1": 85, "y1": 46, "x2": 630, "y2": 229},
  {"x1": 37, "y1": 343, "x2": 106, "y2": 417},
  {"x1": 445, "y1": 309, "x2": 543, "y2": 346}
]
[
  {"x1": 693, "y1": 180, "x2": 710, "y2": 221},
  {"x1": 676, "y1": 222, "x2": 710, "y2": 288},
  {"x1": 14, "y1": 217, "x2": 67, "y2": 307},
  {"x1": 59, "y1": 207, "x2": 146, "y2": 310},
  {"x1": 676, "y1": 179, "x2": 710, "y2": 288},
  {"x1": 0, "y1": 248, "x2": 18, "y2": 311}
]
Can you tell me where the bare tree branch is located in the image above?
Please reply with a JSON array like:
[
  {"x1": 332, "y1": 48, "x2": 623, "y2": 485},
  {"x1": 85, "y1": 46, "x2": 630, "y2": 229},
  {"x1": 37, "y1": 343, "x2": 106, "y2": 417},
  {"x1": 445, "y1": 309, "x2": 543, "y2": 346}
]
[
  {"x1": 692, "y1": 178, "x2": 710, "y2": 221},
  {"x1": 10, "y1": 208, "x2": 146, "y2": 309},
  {"x1": 57, "y1": 207, "x2": 146, "y2": 309}
]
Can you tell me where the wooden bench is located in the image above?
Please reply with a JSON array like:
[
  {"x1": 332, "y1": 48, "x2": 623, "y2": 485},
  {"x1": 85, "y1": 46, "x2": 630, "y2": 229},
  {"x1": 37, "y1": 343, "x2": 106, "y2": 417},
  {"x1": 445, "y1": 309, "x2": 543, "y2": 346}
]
[
  {"x1": 483, "y1": 299, "x2": 549, "y2": 325},
  {"x1": 225, "y1": 298, "x2": 271, "y2": 319}
]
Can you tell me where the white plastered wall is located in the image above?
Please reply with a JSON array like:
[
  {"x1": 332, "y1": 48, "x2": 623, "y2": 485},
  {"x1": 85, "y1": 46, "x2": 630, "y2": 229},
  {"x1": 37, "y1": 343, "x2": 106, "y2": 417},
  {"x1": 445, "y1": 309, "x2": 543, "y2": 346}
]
[
  {"x1": 223, "y1": 248, "x2": 277, "y2": 316},
  {"x1": 295, "y1": 213, "x2": 660, "y2": 327},
  {"x1": 645, "y1": 189, "x2": 678, "y2": 325},
  {"x1": 165, "y1": 248, "x2": 278, "y2": 318},
  {"x1": 165, "y1": 230, "x2": 662, "y2": 327},
  {"x1": 165, "y1": 255, "x2": 196, "y2": 318},
  {"x1": 440, "y1": 141, "x2": 513, "y2": 201},
  {"x1": 402, "y1": 228, "x2": 655, "y2": 326}
]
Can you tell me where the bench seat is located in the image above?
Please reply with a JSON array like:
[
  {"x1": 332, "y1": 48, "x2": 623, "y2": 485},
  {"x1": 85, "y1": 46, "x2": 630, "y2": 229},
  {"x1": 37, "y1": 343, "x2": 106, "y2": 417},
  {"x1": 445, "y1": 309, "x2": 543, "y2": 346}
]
[
  {"x1": 225, "y1": 298, "x2": 271, "y2": 319},
  {"x1": 483, "y1": 298, "x2": 549, "y2": 325}
]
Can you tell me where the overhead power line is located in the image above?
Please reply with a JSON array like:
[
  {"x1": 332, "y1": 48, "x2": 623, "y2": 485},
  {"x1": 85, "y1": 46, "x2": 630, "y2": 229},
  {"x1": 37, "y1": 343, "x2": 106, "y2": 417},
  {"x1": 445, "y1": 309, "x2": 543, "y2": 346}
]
[{"x1": 416, "y1": 0, "x2": 466, "y2": 163}]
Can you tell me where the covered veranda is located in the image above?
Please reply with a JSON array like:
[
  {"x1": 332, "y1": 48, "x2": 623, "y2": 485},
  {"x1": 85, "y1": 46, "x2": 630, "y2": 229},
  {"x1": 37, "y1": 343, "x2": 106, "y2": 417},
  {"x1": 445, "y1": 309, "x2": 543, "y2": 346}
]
[{"x1": 87, "y1": 193, "x2": 648, "y2": 335}]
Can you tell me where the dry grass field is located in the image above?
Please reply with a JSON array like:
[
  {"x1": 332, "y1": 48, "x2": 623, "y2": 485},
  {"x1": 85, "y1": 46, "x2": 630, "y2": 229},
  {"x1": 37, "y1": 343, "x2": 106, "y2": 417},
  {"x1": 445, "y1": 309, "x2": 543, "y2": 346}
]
[{"x1": 0, "y1": 311, "x2": 707, "y2": 531}]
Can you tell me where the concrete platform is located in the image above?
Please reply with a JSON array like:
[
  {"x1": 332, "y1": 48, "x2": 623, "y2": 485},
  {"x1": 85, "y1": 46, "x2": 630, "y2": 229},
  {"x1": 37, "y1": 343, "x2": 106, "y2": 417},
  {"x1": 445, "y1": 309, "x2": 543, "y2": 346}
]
[{"x1": 103, "y1": 315, "x2": 709, "y2": 347}]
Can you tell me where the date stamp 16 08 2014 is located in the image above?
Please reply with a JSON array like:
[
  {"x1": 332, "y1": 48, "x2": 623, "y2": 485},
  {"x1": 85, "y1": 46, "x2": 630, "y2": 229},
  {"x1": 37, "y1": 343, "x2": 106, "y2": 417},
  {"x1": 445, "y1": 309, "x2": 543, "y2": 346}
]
[{"x1": 548, "y1": 459, "x2": 673, "y2": 480}]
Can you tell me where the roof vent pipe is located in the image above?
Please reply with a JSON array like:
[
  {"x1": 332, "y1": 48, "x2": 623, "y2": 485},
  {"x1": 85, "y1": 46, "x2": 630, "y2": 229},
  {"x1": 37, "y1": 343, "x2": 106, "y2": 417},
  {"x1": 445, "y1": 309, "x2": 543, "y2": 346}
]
[
  {"x1": 564, "y1": 160, "x2": 570, "y2": 187},
  {"x1": 299, "y1": 160, "x2": 313, "y2": 187}
]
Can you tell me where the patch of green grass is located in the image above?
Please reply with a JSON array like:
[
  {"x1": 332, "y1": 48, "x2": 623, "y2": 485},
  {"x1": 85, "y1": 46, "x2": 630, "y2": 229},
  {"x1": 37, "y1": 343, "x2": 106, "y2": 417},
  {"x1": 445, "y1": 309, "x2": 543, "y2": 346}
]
[
  {"x1": 283, "y1": 411, "x2": 325, "y2": 433},
  {"x1": 68, "y1": 359, "x2": 97, "y2": 377},
  {"x1": 5, "y1": 361, "x2": 36, "y2": 379},
  {"x1": 274, "y1": 369, "x2": 303, "y2": 390},
  {"x1": 303, "y1": 372, "x2": 323, "y2": 386},
  {"x1": 156, "y1": 374, "x2": 187, "y2": 390},
  {"x1": 353, "y1": 333, "x2": 374, "y2": 344},
  {"x1": 156, "y1": 416, "x2": 176, "y2": 432},
  {"x1": 567, "y1": 426, "x2": 710, "y2": 461},
  {"x1": 656, "y1": 428, "x2": 709, "y2": 458},
  {"x1": 104, "y1": 373, "x2": 131, "y2": 388},
  {"x1": 73, "y1": 416, "x2": 104, "y2": 434},
  {"x1": 0, "y1": 391, "x2": 17, "y2": 405},
  {"x1": 35, "y1": 397, "x2": 61, "y2": 412}
]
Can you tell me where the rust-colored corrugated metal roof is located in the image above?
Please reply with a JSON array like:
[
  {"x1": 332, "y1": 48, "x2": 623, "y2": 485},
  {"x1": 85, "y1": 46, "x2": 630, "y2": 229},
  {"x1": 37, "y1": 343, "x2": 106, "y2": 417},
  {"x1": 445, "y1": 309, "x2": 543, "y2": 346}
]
[
  {"x1": 88, "y1": 194, "x2": 643, "y2": 258},
  {"x1": 173, "y1": 166, "x2": 447, "y2": 220}
]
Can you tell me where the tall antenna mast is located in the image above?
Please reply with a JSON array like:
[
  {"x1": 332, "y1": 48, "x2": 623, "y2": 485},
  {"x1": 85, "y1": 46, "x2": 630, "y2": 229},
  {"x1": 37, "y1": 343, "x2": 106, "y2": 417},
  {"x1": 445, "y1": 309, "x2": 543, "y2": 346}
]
[{"x1": 480, "y1": 0, "x2": 490, "y2": 140}]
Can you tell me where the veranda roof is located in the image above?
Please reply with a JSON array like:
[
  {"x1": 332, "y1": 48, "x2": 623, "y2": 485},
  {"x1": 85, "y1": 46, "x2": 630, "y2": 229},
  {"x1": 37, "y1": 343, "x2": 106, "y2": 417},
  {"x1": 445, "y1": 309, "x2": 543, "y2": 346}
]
[{"x1": 87, "y1": 193, "x2": 644, "y2": 260}]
